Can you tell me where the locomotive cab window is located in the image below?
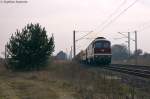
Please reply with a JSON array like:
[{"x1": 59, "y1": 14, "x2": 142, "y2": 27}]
[
  {"x1": 94, "y1": 41, "x2": 110, "y2": 48},
  {"x1": 95, "y1": 42, "x2": 102, "y2": 48},
  {"x1": 103, "y1": 42, "x2": 110, "y2": 48}
]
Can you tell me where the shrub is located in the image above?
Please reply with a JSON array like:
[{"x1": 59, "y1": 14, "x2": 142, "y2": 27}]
[{"x1": 6, "y1": 23, "x2": 54, "y2": 70}]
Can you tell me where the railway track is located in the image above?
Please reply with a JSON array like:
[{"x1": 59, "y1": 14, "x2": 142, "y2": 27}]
[{"x1": 102, "y1": 64, "x2": 150, "y2": 79}]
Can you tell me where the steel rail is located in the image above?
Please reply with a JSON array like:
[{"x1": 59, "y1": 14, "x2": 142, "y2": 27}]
[{"x1": 103, "y1": 64, "x2": 150, "y2": 79}]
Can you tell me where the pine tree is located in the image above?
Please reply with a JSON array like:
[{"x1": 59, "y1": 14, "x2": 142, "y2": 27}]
[{"x1": 6, "y1": 23, "x2": 54, "y2": 70}]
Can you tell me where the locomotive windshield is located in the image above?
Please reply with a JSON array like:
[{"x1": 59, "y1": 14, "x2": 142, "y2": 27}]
[{"x1": 94, "y1": 41, "x2": 110, "y2": 48}]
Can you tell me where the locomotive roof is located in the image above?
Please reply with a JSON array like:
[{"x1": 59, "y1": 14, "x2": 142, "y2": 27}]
[
  {"x1": 95, "y1": 37, "x2": 106, "y2": 39},
  {"x1": 94, "y1": 37, "x2": 110, "y2": 42}
]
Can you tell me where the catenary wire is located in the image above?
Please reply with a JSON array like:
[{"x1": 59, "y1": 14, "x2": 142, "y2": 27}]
[
  {"x1": 76, "y1": 0, "x2": 127, "y2": 41},
  {"x1": 95, "y1": 0, "x2": 139, "y2": 37}
]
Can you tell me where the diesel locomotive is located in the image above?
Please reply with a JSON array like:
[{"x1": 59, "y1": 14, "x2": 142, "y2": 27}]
[{"x1": 78, "y1": 37, "x2": 111, "y2": 65}]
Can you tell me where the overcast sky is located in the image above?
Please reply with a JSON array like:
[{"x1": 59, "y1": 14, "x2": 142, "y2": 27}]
[{"x1": 0, "y1": 0, "x2": 150, "y2": 57}]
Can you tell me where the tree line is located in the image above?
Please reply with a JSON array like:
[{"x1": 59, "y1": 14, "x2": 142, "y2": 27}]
[{"x1": 112, "y1": 44, "x2": 150, "y2": 61}]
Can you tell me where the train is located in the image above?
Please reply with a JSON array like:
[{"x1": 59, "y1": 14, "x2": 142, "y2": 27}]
[{"x1": 77, "y1": 37, "x2": 112, "y2": 65}]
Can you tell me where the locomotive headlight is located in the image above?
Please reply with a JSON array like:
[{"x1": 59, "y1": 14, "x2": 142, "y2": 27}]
[
  {"x1": 95, "y1": 56, "x2": 98, "y2": 58},
  {"x1": 108, "y1": 56, "x2": 111, "y2": 58}
]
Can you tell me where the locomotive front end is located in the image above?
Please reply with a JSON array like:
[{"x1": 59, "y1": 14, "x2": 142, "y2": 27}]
[{"x1": 93, "y1": 38, "x2": 111, "y2": 64}]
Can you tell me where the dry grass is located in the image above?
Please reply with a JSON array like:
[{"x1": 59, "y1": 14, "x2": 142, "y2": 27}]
[
  {"x1": 0, "y1": 60, "x2": 74, "y2": 99},
  {"x1": 0, "y1": 60, "x2": 149, "y2": 99}
]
